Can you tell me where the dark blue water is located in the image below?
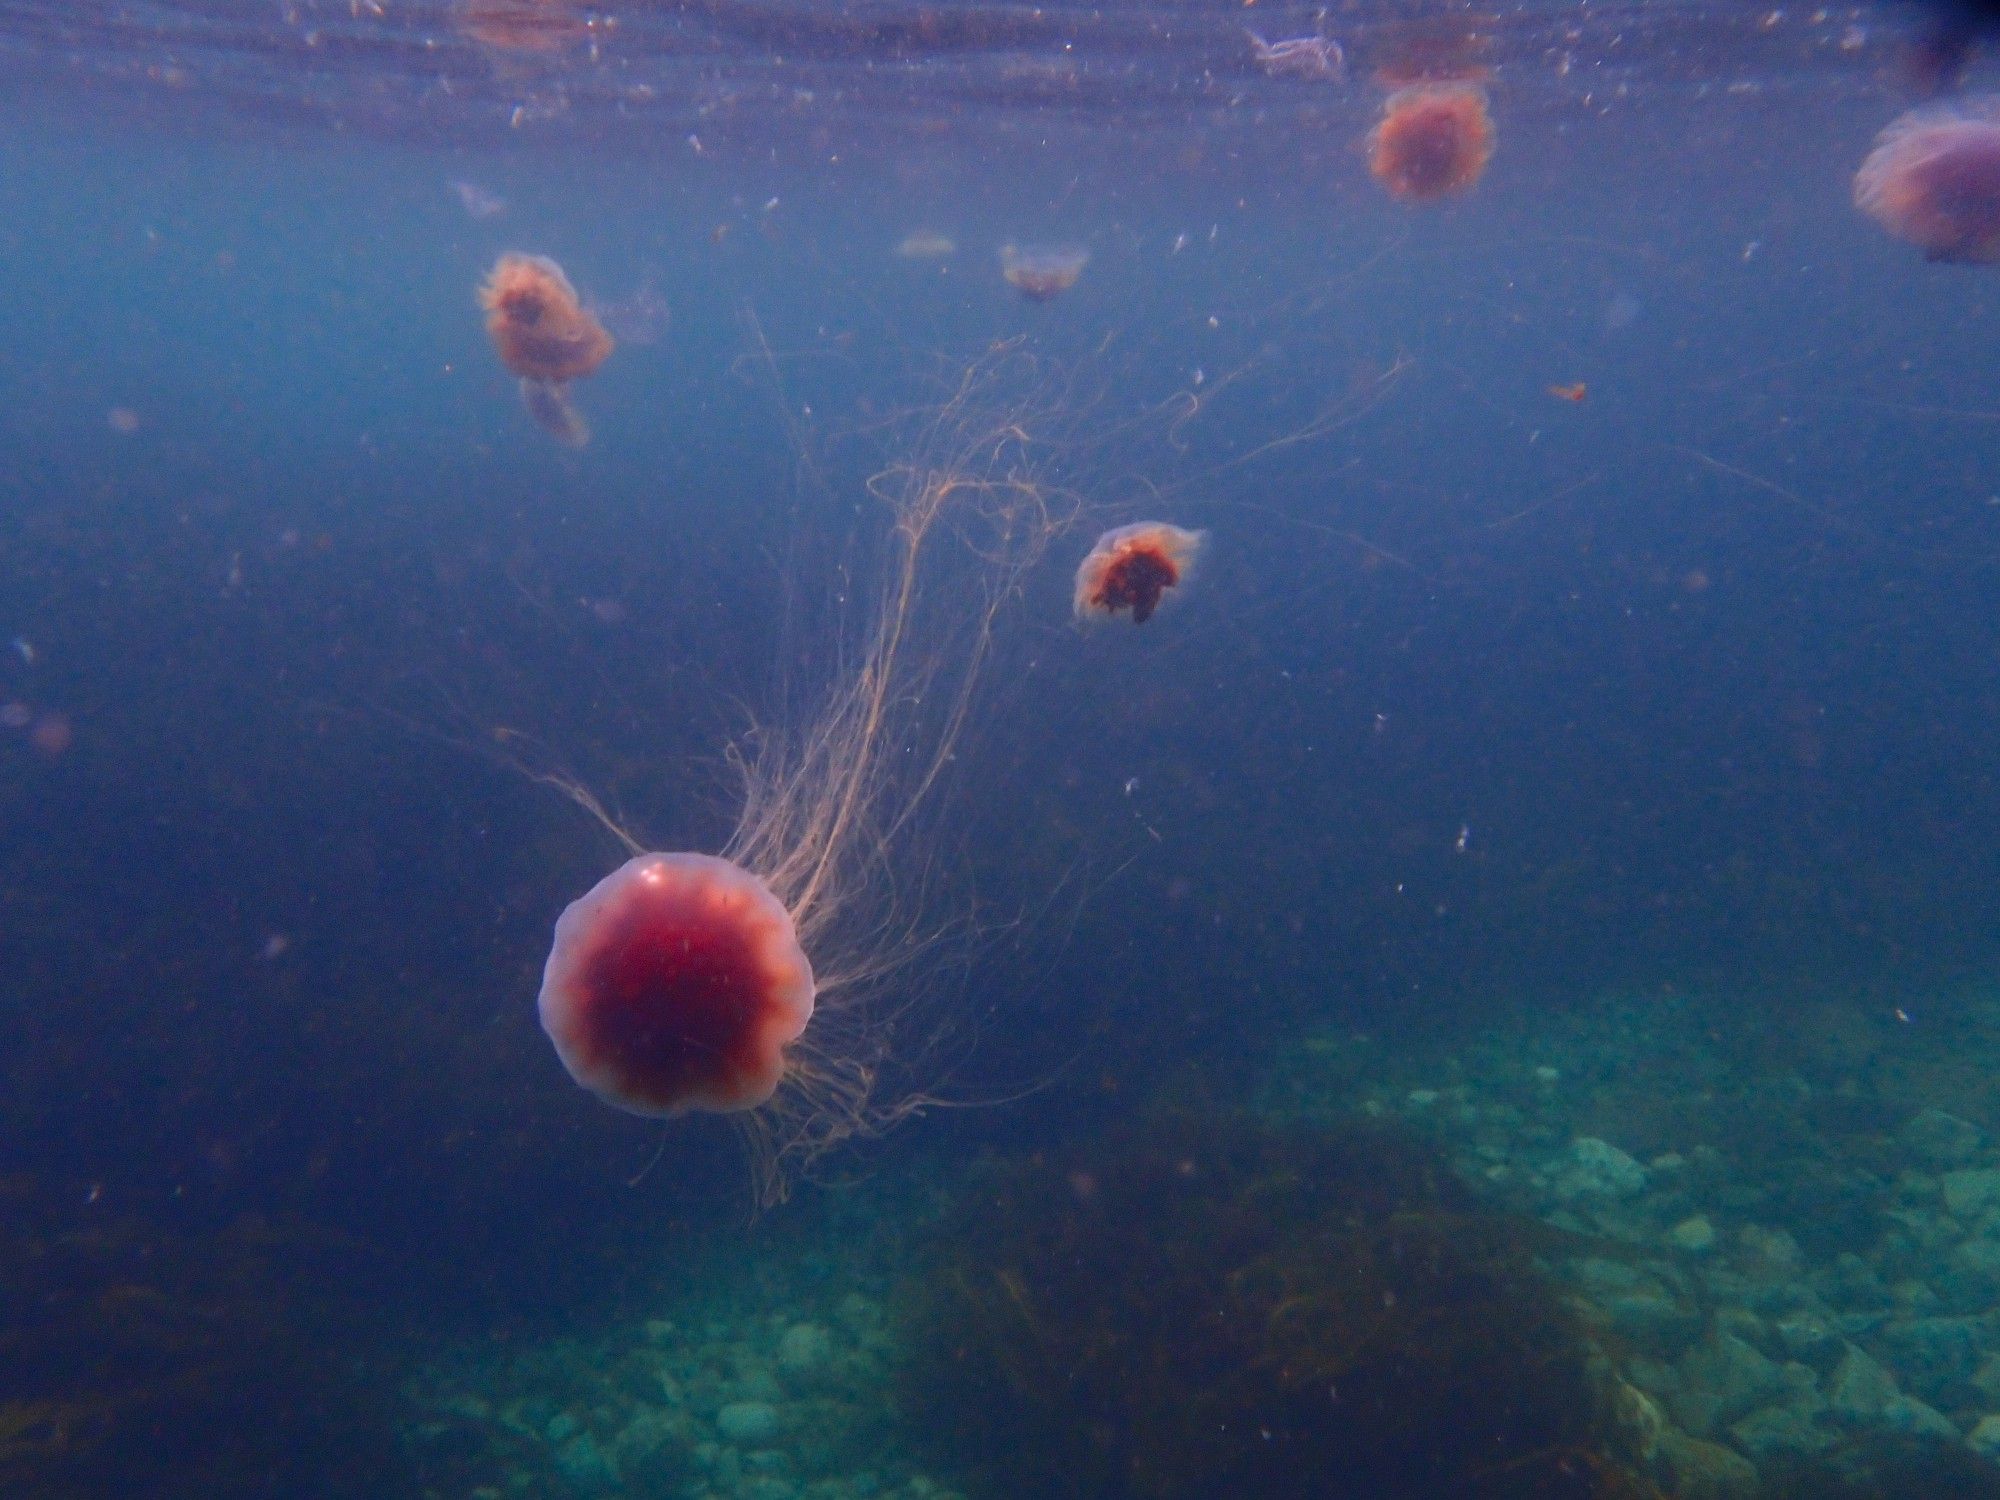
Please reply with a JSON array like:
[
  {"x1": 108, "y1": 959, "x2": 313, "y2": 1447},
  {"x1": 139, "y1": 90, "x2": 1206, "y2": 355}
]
[{"x1": 8, "y1": 3, "x2": 2000, "y2": 1496}]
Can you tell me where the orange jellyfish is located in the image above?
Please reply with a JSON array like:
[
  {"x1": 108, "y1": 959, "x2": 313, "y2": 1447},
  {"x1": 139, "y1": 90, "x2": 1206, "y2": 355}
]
[
  {"x1": 1855, "y1": 99, "x2": 2000, "y2": 264},
  {"x1": 1074, "y1": 521, "x2": 1206, "y2": 624},
  {"x1": 528, "y1": 351, "x2": 1067, "y2": 1201},
  {"x1": 478, "y1": 252, "x2": 614, "y2": 447},
  {"x1": 1367, "y1": 83, "x2": 1495, "y2": 202},
  {"x1": 1000, "y1": 243, "x2": 1089, "y2": 301}
]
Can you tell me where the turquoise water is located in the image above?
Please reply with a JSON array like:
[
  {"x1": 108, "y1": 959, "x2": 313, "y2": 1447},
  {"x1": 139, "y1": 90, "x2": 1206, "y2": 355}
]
[{"x1": 8, "y1": 2, "x2": 2000, "y2": 1496}]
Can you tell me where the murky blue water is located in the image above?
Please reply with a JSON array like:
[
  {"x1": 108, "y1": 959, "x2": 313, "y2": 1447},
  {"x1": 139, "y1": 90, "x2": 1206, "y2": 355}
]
[{"x1": 8, "y1": 3, "x2": 2000, "y2": 1496}]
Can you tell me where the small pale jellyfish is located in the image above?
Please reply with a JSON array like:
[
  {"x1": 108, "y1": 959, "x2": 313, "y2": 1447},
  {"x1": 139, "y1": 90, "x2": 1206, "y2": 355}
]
[
  {"x1": 1074, "y1": 521, "x2": 1206, "y2": 625},
  {"x1": 1855, "y1": 98, "x2": 2000, "y2": 263},
  {"x1": 1000, "y1": 243, "x2": 1089, "y2": 302},
  {"x1": 1367, "y1": 83, "x2": 1495, "y2": 202},
  {"x1": 478, "y1": 252, "x2": 615, "y2": 446},
  {"x1": 896, "y1": 230, "x2": 958, "y2": 260}
]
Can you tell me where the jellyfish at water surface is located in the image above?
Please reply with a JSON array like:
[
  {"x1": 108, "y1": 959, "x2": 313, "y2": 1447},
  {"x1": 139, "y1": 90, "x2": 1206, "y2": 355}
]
[
  {"x1": 458, "y1": 0, "x2": 587, "y2": 53},
  {"x1": 1366, "y1": 83, "x2": 1495, "y2": 202},
  {"x1": 1074, "y1": 522, "x2": 1205, "y2": 624},
  {"x1": 1855, "y1": 99, "x2": 2000, "y2": 263},
  {"x1": 478, "y1": 252, "x2": 614, "y2": 446}
]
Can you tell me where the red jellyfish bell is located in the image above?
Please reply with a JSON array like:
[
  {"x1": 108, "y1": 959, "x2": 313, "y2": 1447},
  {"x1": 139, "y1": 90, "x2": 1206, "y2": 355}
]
[
  {"x1": 1074, "y1": 521, "x2": 1206, "y2": 625},
  {"x1": 1367, "y1": 82, "x2": 1495, "y2": 202},
  {"x1": 538, "y1": 853, "x2": 815, "y2": 1117},
  {"x1": 1855, "y1": 99, "x2": 2000, "y2": 264}
]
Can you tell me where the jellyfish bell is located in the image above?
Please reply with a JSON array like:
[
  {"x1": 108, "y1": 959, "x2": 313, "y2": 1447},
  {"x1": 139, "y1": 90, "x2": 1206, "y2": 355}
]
[
  {"x1": 479, "y1": 253, "x2": 614, "y2": 383},
  {"x1": 1074, "y1": 521, "x2": 1207, "y2": 625},
  {"x1": 539, "y1": 853, "x2": 815, "y2": 1117},
  {"x1": 1855, "y1": 99, "x2": 2000, "y2": 263},
  {"x1": 479, "y1": 253, "x2": 614, "y2": 445},
  {"x1": 458, "y1": 0, "x2": 587, "y2": 54},
  {"x1": 1367, "y1": 83, "x2": 1495, "y2": 202},
  {"x1": 999, "y1": 243, "x2": 1090, "y2": 302}
]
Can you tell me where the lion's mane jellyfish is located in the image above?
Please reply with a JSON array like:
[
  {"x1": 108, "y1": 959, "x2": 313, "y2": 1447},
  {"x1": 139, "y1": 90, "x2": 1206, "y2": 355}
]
[
  {"x1": 1855, "y1": 99, "x2": 2000, "y2": 263},
  {"x1": 1367, "y1": 83, "x2": 1495, "y2": 202},
  {"x1": 539, "y1": 854, "x2": 814, "y2": 1116},
  {"x1": 1074, "y1": 522, "x2": 1205, "y2": 625},
  {"x1": 532, "y1": 351, "x2": 1067, "y2": 1200},
  {"x1": 1000, "y1": 243, "x2": 1089, "y2": 301},
  {"x1": 458, "y1": 0, "x2": 586, "y2": 54},
  {"x1": 478, "y1": 252, "x2": 614, "y2": 446}
]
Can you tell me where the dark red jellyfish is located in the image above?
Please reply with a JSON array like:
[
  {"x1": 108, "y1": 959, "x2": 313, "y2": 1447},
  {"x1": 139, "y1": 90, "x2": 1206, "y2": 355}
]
[
  {"x1": 1367, "y1": 83, "x2": 1495, "y2": 202},
  {"x1": 1074, "y1": 522, "x2": 1206, "y2": 625},
  {"x1": 539, "y1": 853, "x2": 815, "y2": 1117},
  {"x1": 1000, "y1": 243, "x2": 1089, "y2": 302},
  {"x1": 1855, "y1": 99, "x2": 2000, "y2": 264},
  {"x1": 478, "y1": 252, "x2": 615, "y2": 446}
]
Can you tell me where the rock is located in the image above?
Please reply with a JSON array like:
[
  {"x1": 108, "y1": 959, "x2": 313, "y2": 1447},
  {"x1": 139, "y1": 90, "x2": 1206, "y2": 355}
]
[
  {"x1": 1878, "y1": 1315, "x2": 1995, "y2": 1406},
  {"x1": 1656, "y1": 1429, "x2": 1760, "y2": 1500},
  {"x1": 1669, "y1": 1216, "x2": 1718, "y2": 1254},
  {"x1": 778, "y1": 1322, "x2": 832, "y2": 1374},
  {"x1": 1942, "y1": 1168, "x2": 2000, "y2": 1219},
  {"x1": 1878, "y1": 1394, "x2": 1959, "y2": 1441},
  {"x1": 1774, "y1": 1311, "x2": 1839, "y2": 1369},
  {"x1": 1968, "y1": 1413, "x2": 2000, "y2": 1459},
  {"x1": 554, "y1": 1432, "x2": 620, "y2": 1491},
  {"x1": 546, "y1": 1411, "x2": 580, "y2": 1443},
  {"x1": 1941, "y1": 1238, "x2": 2000, "y2": 1307},
  {"x1": 1673, "y1": 1332, "x2": 1787, "y2": 1434},
  {"x1": 1972, "y1": 1353, "x2": 2000, "y2": 1405},
  {"x1": 1902, "y1": 1108, "x2": 1983, "y2": 1166},
  {"x1": 1569, "y1": 1258, "x2": 1699, "y2": 1353},
  {"x1": 1736, "y1": 1225, "x2": 1802, "y2": 1273},
  {"x1": 1826, "y1": 1345, "x2": 1898, "y2": 1423},
  {"x1": 717, "y1": 1401, "x2": 781, "y2": 1444},
  {"x1": 1728, "y1": 1389, "x2": 1834, "y2": 1459},
  {"x1": 1550, "y1": 1138, "x2": 1648, "y2": 1200}
]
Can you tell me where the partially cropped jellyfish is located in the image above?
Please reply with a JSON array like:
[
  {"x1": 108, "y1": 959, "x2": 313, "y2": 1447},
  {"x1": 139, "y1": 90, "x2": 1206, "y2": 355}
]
[
  {"x1": 1855, "y1": 99, "x2": 2000, "y2": 263},
  {"x1": 1000, "y1": 243, "x2": 1089, "y2": 301},
  {"x1": 531, "y1": 352, "x2": 1067, "y2": 1201},
  {"x1": 1367, "y1": 83, "x2": 1495, "y2": 202},
  {"x1": 478, "y1": 253, "x2": 614, "y2": 447},
  {"x1": 458, "y1": 0, "x2": 586, "y2": 54},
  {"x1": 1074, "y1": 521, "x2": 1206, "y2": 625}
]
